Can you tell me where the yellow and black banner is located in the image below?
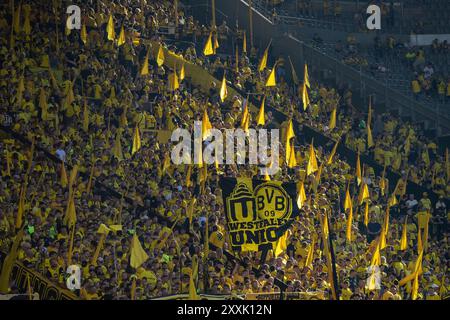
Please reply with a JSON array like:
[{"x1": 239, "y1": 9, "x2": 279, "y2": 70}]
[
  {"x1": 219, "y1": 177, "x2": 300, "y2": 252},
  {"x1": 245, "y1": 292, "x2": 325, "y2": 300}
]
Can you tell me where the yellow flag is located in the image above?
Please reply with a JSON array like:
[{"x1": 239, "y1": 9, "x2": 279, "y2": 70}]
[
  {"x1": 302, "y1": 82, "x2": 310, "y2": 110},
  {"x1": 220, "y1": 74, "x2": 228, "y2": 102},
  {"x1": 380, "y1": 164, "x2": 387, "y2": 196},
  {"x1": 305, "y1": 236, "x2": 315, "y2": 269},
  {"x1": 23, "y1": 5, "x2": 31, "y2": 35},
  {"x1": 117, "y1": 25, "x2": 125, "y2": 46},
  {"x1": 113, "y1": 130, "x2": 123, "y2": 160},
  {"x1": 358, "y1": 182, "x2": 370, "y2": 205},
  {"x1": 287, "y1": 142, "x2": 297, "y2": 168},
  {"x1": 423, "y1": 212, "x2": 430, "y2": 252},
  {"x1": 344, "y1": 183, "x2": 352, "y2": 211},
  {"x1": 81, "y1": 23, "x2": 87, "y2": 44},
  {"x1": 187, "y1": 198, "x2": 197, "y2": 226},
  {"x1": 400, "y1": 217, "x2": 408, "y2": 250},
  {"x1": 388, "y1": 194, "x2": 398, "y2": 206},
  {"x1": 367, "y1": 125, "x2": 374, "y2": 148},
  {"x1": 327, "y1": 138, "x2": 339, "y2": 165},
  {"x1": 106, "y1": 14, "x2": 115, "y2": 41},
  {"x1": 189, "y1": 256, "x2": 200, "y2": 300},
  {"x1": 130, "y1": 234, "x2": 149, "y2": 269},
  {"x1": 304, "y1": 63, "x2": 310, "y2": 88},
  {"x1": 364, "y1": 201, "x2": 370, "y2": 226},
  {"x1": 265, "y1": 66, "x2": 276, "y2": 87},
  {"x1": 131, "y1": 125, "x2": 141, "y2": 155},
  {"x1": 417, "y1": 228, "x2": 422, "y2": 255},
  {"x1": 240, "y1": 104, "x2": 249, "y2": 128},
  {"x1": 379, "y1": 224, "x2": 387, "y2": 250},
  {"x1": 156, "y1": 44, "x2": 165, "y2": 67},
  {"x1": 256, "y1": 96, "x2": 265, "y2": 126},
  {"x1": 307, "y1": 141, "x2": 318, "y2": 176},
  {"x1": 203, "y1": 31, "x2": 214, "y2": 56},
  {"x1": 61, "y1": 162, "x2": 68, "y2": 188},
  {"x1": 168, "y1": 71, "x2": 179, "y2": 91},
  {"x1": 399, "y1": 250, "x2": 423, "y2": 286},
  {"x1": 329, "y1": 108, "x2": 336, "y2": 129},
  {"x1": 243, "y1": 31, "x2": 247, "y2": 53},
  {"x1": 370, "y1": 238, "x2": 381, "y2": 267},
  {"x1": 185, "y1": 165, "x2": 192, "y2": 187},
  {"x1": 285, "y1": 120, "x2": 295, "y2": 165},
  {"x1": 346, "y1": 205, "x2": 353, "y2": 242},
  {"x1": 274, "y1": 231, "x2": 288, "y2": 257},
  {"x1": 356, "y1": 152, "x2": 362, "y2": 185},
  {"x1": 179, "y1": 63, "x2": 185, "y2": 81},
  {"x1": 296, "y1": 182, "x2": 307, "y2": 209},
  {"x1": 213, "y1": 33, "x2": 219, "y2": 51},
  {"x1": 140, "y1": 48, "x2": 150, "y2": 76},
  {"x1": 202, "y1": 109, "x2": 212, "y2": 141},
  {"x1": 258, "y1": 41, "x2": 271, "y2": 71}
]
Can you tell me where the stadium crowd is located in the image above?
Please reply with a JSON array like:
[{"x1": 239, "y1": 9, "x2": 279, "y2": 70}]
[{"x1": 0, "y1": 0, "x2": 448, "y2": 300}]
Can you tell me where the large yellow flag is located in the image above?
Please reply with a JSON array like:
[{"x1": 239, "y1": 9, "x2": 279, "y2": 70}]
[
  {"x1": 356, "y1": 152, "x2": 362, "y2": 185},
  {"x1": 400, "y1": 217, "x2": 408, "y2": 250},
  {"x1": 327, "y1": 138, "x2": 339, "y2": 165},
  {"x1": 117, "y1": 25, "x2": 125, "y2": 46},
  {"x1": 256, "y1": 96, "x2": 265, "y2": 126},
  {"x1": 106, "y1": 14, "x2": 115, "y2": 41},
  {"x1": 0, "y1": 229, "x2": 24, "y2": 293},
  {"x1": 329, "y1": 108, "x2": 337, "y2": 129},
  {"x1": 202, "y1": 109, "x2": 212, "y2": 141},
  {"x1": 156, "y1": 44, "x2": 165, "y2": 67},
  {"x1": 265, "y1": 66, "x2": 276, "y2": 87},
  {"x1": 131, "y1": 125, "x2": 141, "y2": 155},
  {"x1": 203, "y1": 31, "x2": 214, "y2": 56},
  {"x1": 220, "y1": 74, "x2": 228, "y2": 102},
  {"x1": 306, "y1": 141, "x2": 318, "y2": 176},
  {"x1": 302, "y1": 82, "x2": 310, "y2": 110},
  {"x1": 304, "y1": 63, "x2": 310, "y2": 88},
  {"x1": 296, "y1": 182, "x2": 307, "y2": 209},
  {"x1": 258, "y1": 40, "x2": 271, "y2": 71},
  {"x1": 130, "y1": 234, "x2": 149, "y2": 269},
  {"x1": 140, "y1": 48, "x2": 150, "y2": 76}
]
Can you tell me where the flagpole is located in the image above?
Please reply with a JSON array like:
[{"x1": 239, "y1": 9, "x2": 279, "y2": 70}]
[
  {"x1": 211, "y1": 0, "x2": 216, "y2": 28},
  {"x1": 248, "y1": 0, "x2": 253, "y2": 50}
]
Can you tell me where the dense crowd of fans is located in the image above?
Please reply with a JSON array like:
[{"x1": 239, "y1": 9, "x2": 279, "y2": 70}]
[{"x1": 0, "y1": 0, "x2": 448, "y2": 300}]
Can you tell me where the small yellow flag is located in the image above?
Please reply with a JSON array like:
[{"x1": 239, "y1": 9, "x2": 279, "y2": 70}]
[
  {"x1": 400, "y1": 217, "x2": 408, "y2": 250},
  {"x1": 106, "y1": 14, "x2": 115, "y2": 41},
  {"x1": 179, "y1": 63, "x2": 185, "y2": 81},
  {"x1": 306, "y1": 141, "x2": 318, "y2": 176},
  {"x1": 140, "y1": 48, "x2": 150, "y2": 76},
  {"x1": 203, "y1": 32, "x2": 214, "y2": 56},
  {"x1": 131, "y1": 125, "x2": 141, "y2": 155},
  {"x1": 302, "y1": 82, "x2": 310, "y2": 110},
  {"x1": 287, "y1": 142, "x2": 297, "y2": 168},
  {"x1": 168, "y1": 71, "x2": 179, "y2": 91},
  {"x1": 329, "y1": 108, "x2": 337, "y2": 129},
  {"x1": 202, "y1": 109, "x2": 212, "y2": 141},
  {"x1": 258, "y1": 41, "x2": 271, "y2": 71},
  {"x1": 130, "y1": 234, "x2": 149, "y2": 269},
  {"x1": 304, "y1": 236, "x2": 315, "y2": 269},
  {"x1": 243, "y1": 31, "x2": 247, "y2": 53},
  {"x1": 344, "y1": 184, "x2": 352, "y2": 211},
  {"x1": 356, "y1": 152, "x2": 362, "y2": 185},
  {"x1": 220, "y1": 74, "x2": 228, "y2": 102},
  {"x1": 367, "y1": 125, "x2": 374, "y2": 148},
  {"x1": 117, "y1": 25, "x2": 126, "y2": 46},
  {"x1": 61, "y1": 162, "x2": 68, "y2": 188},
  {"x1": 364, "y1": 201, "x2": 370, "y2": 226},
  {"x1": 265, "y1": 66, "x2": 276, "y2": 87},
  {"x1": 80, "y1": 23, "x2": 87, "y2": 45},
  {"x1": 296, "y1": 182, "x2": 307, "y2": 209},
  {"x1": 346, "y1": 205, "x2": 353, "y2": 242},
  {"x1": 304, "y1": 63, "x2": 310, "y2": 88},
  {"x1": 327, "y1": 138, "x2": 339, "y2": 165},
  {"x1": 256, "y1": 96, "x2": 265, "y2": 126},
  {"x1": 359, "y1": 183, "x2": 370, "y2": 205},
  {"x1": 157, "y1": 44, "x2": 165, "y2": 67}
]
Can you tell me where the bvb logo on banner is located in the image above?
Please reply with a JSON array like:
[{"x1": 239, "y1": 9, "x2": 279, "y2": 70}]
[{"x1": 220, "y1": 177, "x2": 299, "y2": 252}]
